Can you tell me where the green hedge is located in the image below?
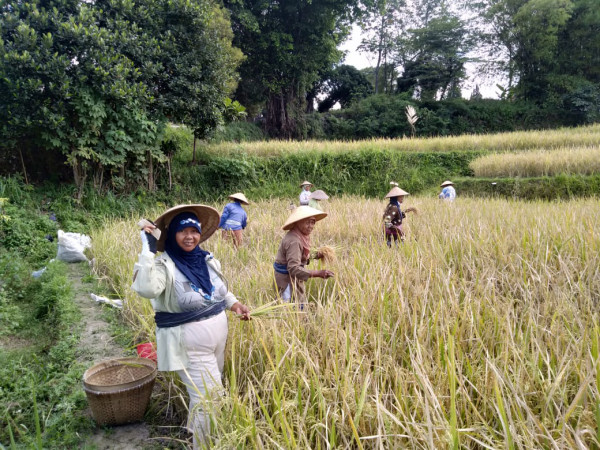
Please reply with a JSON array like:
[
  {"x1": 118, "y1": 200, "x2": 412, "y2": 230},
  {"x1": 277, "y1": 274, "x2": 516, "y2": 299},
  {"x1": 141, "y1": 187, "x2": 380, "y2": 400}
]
[
  {"x1": 456, "y1": 174, "x2": 600, "y2": 200},
  {"x1": 174, "y1": 150, "x2": 482, "y2": 200}
]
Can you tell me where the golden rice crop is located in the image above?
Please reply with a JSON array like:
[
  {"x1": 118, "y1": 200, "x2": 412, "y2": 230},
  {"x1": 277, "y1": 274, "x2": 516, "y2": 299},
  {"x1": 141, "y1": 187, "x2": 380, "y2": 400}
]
[
  {"x1": 196, "y1": 123, "x2": 600, "y2": 157},
  {"x1": 316, "y1": 245, "x2": 337, "y2": 263},
  {"x1": 91, "y1": 196, "x2": 600, "y2": 449},
  {"x1": 470, "y1": 145, "x2": 600, "y2": 177}
]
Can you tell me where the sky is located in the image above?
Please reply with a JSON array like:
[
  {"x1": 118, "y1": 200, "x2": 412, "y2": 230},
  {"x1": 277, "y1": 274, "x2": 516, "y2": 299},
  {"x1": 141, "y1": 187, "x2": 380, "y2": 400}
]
[{"x1": 338, "y1": 25, "x2": 501, "y2": 99}]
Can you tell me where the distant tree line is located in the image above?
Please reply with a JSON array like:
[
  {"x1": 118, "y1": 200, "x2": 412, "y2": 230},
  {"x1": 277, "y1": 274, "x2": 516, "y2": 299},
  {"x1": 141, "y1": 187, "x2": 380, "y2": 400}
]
[
  {"x1": 1, "y1": 0, "x2": 599, "y2": 189},
  {"x1": 230, "y1": 0, "x2": 599, "y2": 136}
]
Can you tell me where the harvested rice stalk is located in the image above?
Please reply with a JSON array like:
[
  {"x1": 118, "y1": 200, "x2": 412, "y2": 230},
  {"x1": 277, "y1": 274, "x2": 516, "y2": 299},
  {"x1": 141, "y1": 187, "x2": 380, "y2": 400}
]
[
  {"x1": 316, "y1": 245, "x2": 337, "y2": 263},
  {"x1": 245, "y1": 301, "x2": 302, "y2": 318}
]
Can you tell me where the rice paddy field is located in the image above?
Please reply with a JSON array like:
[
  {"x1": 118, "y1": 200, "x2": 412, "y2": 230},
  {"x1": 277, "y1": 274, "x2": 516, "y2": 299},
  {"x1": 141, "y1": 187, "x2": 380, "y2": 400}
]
[
  {"x1": 201, "y1": 123, "x2": 600, "y2": 157},
  {"x1": 91, "y1": 196, "x2": 600, "y2": 449},
  {"x1": 470, "y1": 146, "x2": 600, "y2": 177}
]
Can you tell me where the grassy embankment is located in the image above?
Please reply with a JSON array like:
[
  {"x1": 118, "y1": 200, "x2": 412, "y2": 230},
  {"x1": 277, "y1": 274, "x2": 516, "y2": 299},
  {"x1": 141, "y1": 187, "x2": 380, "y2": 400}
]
[
  {"x1": 92, "y1": 196, "x2": 600, "y2": 449},
  {"x1": 174, "y1": 123, "x2": 600, "y2": 201}
]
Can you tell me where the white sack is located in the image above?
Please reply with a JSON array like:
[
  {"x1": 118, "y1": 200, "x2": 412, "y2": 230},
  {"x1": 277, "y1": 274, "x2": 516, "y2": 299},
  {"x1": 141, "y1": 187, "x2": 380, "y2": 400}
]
[{"x1": 56, "y1": 230, "x2": 92, "y2": 263}]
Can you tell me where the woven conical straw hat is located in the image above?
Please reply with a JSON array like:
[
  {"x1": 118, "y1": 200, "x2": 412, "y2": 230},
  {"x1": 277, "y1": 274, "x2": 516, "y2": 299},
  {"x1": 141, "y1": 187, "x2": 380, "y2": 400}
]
[
  {"x1": 282, "y1": 206, "x2": 327, "y2": 230},
  {"x1": 228, "y1": 192, "x2": 249, "y2": 205},
  {"x1": 300, "y1": 180, "x2": 313, "y2": 187},
  {"x1": 309, "y1": 190, "x2": 329, "y2": 200},
  {"x1": 385, "y1": 186, "x2": 410, "y2": 198},
  {"x1": 154, "y1": 204, "x2": 220, "y2": 251},
  {"x1": 440, "y1": 180, "x2": 454, "y2": 187}
]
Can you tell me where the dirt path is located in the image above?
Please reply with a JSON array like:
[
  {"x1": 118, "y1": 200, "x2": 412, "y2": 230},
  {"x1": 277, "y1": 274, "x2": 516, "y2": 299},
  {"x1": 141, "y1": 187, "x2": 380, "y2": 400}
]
[{"x1": 67, "y1": 263, "x2": 153, "y2": 449}]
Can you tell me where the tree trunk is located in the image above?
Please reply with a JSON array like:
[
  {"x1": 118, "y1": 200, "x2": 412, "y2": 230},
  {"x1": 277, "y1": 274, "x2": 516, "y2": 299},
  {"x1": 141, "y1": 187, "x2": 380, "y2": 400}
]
[
  {"x1": 93, "y1": 163, "x2": 104, "y2": 191},
  {"x1": 147, "y1": 151, "x2": 154, "y2": 191},
  {"x1": 374, "y1": 15, "x2": 385, "y2": 94},
  {"x1": 18, "y1": 147, "x2": 29, "y2": 185},
  {"x1": 192, "y1": 136, "x2": 197, "y2": 163},
  {"x1": 167, "y1": 156, "x2": 172, "y2": 190},
  {"x1": 72, "y1": 155, "x2": 87, "y2": 203},
  {"x1": 266, "y1": 87, "x2": 298, "y2": 139}
]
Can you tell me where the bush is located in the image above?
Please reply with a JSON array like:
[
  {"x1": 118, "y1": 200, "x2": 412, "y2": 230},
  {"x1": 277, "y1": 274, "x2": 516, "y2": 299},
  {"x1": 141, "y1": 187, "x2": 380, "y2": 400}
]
[
  {"x1": 210, "y1": 121, "x2": 266, "y2": 143},
  {"x1": 456, "y1": 174, "x2": 600, "y2": 200}
]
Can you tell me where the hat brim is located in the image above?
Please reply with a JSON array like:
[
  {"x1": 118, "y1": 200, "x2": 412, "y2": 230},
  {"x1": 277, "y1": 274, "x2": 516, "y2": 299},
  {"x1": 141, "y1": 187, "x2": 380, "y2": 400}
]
[
  {"x1": 385, "y1": 187, "x2": 410, "y2": 198},
  {"x1": 440, "y1": 181, "x2": 454, "y2": 187},
  {"x1": 154, "y1": 204, "x2": 220, "y2": 252},
  {"x1": 282, "y1": 206, "x2": 327, "y2": 231},
  {"x1": 300, "y1": 181, "x2": 313, "y2": 187},
  {"x1": 228, "y1": 194, "x2": 249, "y2": 205},
  {"x1": 309, "y1": 190, "x2": 329, "y2": 200}
]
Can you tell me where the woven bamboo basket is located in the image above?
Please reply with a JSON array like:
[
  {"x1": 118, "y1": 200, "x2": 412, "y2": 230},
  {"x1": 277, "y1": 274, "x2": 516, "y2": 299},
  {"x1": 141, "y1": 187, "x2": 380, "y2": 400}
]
[{"x1": 83, "y1": 357, "x2": 157, "y2": 426}]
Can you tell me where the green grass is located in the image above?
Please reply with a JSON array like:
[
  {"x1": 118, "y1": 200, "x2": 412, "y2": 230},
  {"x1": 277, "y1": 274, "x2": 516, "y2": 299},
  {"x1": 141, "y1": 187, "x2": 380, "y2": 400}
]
[{"x1": 0, "y1": 259, "x2": 94, "y2": 447}]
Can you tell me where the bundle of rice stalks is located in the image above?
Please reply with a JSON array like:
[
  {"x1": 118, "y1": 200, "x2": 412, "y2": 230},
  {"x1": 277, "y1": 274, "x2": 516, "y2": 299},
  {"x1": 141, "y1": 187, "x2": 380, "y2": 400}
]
[
  {"x1": 316, "y1": 245, "x2": 337, "y2": 263},
  {"x1": 246, "y1": 301, "x2": 302, "y2": 319}
]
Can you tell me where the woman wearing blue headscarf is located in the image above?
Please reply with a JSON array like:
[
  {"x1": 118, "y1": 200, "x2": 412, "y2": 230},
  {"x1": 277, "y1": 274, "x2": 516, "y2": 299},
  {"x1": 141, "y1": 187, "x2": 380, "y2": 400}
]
[{"x1": 132, "y1": 204, "x2": 250, "y2": 448}]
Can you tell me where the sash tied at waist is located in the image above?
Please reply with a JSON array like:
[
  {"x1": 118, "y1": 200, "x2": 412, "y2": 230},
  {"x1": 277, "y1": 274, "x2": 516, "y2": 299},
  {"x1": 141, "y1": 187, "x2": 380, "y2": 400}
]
[{"x1": 154, "y1": 301, "x2": 227, "y2": 328}]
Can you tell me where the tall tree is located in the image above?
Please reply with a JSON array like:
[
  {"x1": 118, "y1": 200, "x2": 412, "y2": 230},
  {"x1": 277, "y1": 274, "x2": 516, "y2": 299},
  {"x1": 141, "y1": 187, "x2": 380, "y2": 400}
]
[
  {"x1": 317, "y1": 64, "x2": 372, "y2": 112},
  {"x1": 470, "y1": 0, "x2": 574, "y2": 101},
  {"x1": 396, "y1": 13, "x2": 472, "y2": 100},
  {"x1": 225, "y1": 0, "x2": 357, "y2": 138},
  {"x1": 357, "y1": 0, "x2": 405, "y2": 94}
]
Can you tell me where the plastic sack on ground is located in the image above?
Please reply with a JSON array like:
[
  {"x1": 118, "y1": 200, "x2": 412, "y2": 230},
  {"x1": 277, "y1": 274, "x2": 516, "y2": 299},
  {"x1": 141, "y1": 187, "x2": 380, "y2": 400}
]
[
  {"x1": 90, "y1": 293, "x2": 123, "y2": 309},
  {"x1": 56, "y1": 230, "x2": 92, "y2": 262}
]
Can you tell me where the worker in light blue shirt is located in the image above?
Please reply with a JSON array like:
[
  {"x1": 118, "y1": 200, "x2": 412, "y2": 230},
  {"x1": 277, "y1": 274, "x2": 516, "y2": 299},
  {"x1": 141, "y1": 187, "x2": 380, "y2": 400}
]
[
  {"x1": 438, "y1": 180, "x2": 456, "y2": 201},
  {"x1": 219, "y1": 193, "x2": 249, "y2": 248}
]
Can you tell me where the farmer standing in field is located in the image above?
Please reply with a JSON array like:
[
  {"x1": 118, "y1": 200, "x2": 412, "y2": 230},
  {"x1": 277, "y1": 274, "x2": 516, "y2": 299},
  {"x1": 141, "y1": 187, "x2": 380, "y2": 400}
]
[
  {"x1": 131, "y1": 205, "x2": 251, "y2": 448},
  {"x1": 383, "y1": 182, "x2": 417, "y2": 247},
  {"x1": 438, "y1": 180, "x2": 456, "y2": 201},
  {"x1": 219, "y1": 192, "x2": 249, "y2": 248},
  {"x1": 273, "y1": 206, "x2": 334, "y2": 308},
  {"x1": 308, "y1": 189, "x2": 329, "y2": 211},
  {"x1": 299, "y1": 180, "x2": 313, "y2": 205}
]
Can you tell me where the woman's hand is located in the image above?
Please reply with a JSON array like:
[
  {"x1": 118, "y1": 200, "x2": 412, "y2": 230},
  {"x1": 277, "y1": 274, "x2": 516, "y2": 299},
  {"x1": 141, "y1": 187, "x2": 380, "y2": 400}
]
[
  {"x1": 311, "y1": 269, "x2": 334, "y2": 279},
  {"x1": 231, "y1": 302, "x2": 251, "y2": 320}
]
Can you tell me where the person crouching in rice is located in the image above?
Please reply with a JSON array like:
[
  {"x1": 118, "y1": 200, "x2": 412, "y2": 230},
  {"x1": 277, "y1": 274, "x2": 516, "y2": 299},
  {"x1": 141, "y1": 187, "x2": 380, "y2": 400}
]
[
  {"x1": 131, "y1": 205, "x2": 251, "y2": 448},
  {"x1": 308, "y1": 189, "x2": 329, "y2": 211},
  {"x1": 273, "y1": 206, "x2": 334, "y2": 308},
  {"x1": 219, "y1": 192, "x2": 249, "y2": 248},
  {"x1": 383, "y1": 182, "x2": 417, "y2": 247}
]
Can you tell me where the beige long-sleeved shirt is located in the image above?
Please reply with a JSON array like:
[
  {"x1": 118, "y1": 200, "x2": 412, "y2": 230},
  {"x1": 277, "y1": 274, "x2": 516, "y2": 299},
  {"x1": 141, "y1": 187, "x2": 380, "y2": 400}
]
[{"x1": 274, "y1": 231, "x2": 311, "y2": 281}]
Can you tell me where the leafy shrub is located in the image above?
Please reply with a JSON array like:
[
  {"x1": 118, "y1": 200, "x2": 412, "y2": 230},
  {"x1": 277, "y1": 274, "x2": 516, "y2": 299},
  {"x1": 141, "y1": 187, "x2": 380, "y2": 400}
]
[
  {"x1": 210, "y1": 121, "x2": 266, "y2": 143},
  {"x1": 456, "y1": 174, "x2": 600, "y2": 200},
  {"x1": 317, "y1": 95, "x2": 563, "y2": 140}
]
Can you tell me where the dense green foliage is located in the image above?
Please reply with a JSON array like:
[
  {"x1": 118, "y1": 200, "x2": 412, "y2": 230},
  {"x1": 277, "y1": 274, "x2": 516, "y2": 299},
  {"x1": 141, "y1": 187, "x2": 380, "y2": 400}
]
[
  {"x1": 224, "y1": 0, "x2": 356, "y2": 137},
  {"x1": 174, "y1": 148, "x2": 479, "y2": 200},
  {"x1": 456, "y1": 174, "x2": 600, "y2": 200},
  {"x1": 0, "y1": 0, "x2": 240, "y2": 192},
  {"x1": 210, "y1": 121, "x2": 266, "y2": 143},
  {"x1": 317, "y1": 65, "x2": 373, "y2": 112},
  {"x1": 310, "y1": 96, "x2": 556, "y2": 140}
]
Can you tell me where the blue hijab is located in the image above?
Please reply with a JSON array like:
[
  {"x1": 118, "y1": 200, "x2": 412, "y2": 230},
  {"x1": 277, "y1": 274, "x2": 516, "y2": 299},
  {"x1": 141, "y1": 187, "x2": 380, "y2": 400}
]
[{"x1": 164, "y1": 211, "x2": 213, "y2": 297}]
